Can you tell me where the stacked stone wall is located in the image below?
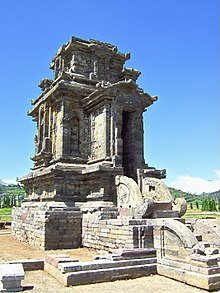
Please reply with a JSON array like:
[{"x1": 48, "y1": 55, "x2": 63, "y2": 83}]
[
  {"x1": 82, "y1": 213, "x2": 154, "y2": 252},
  {"x1": 12, "y1": 204, "x2": 46, "y2": 249},
  {"x1": 12, "y1": 202, "x2": 82, "y2": 250}
]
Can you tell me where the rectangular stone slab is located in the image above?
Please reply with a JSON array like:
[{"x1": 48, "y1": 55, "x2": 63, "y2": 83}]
[
  {"x1": 58, "y1": 258, "x2": 157, "y2": 273},
  {"x1": 66, "y1": 264, "x2": 157, "y2": 286},
  {"x1": 120, "y1": 248, "x2": 156, "y2": 259},
  {"x1": 0, "y1": 264, "x2": 24, "y2": 292},
  {"x1": 0, "y1": 264, "x2": 24, "y2": 280},
  {"x1": 45, "y1": 254, "x2": 79, "y2": 268}
]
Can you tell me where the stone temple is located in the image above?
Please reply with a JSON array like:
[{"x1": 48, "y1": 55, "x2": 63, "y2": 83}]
[{"x1": 12, "y1": 37, "x2": 220, "y2": 291}]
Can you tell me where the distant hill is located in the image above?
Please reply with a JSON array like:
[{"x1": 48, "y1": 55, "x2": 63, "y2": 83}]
[
  {"x1": 0, "y1": 179, "x2": 8, "y2": 186},
  {"x1": 168, "y1": 187, "x2": 196, "y2": 202},
  {"x1": 201, "y1": 190, "x2": 220, "y2": 199},
  {"x1": 169, "y1": 187, "x2": 220, "y2": 203},
  {"x1": 0, "y1": 184, "x2": 25, "y2": 196},
  {"x1": 0, "y1": 179, "x2": 17, "y2": 187}
]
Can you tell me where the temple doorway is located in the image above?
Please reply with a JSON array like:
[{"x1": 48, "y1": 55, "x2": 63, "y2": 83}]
[{"x1": 121, "y1": 111, "x2": 134, "y2": 179}]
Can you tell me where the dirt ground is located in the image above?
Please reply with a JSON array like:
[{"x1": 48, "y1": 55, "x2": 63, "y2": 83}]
[
  {"x1": 0, "y1": 228, "x2": 97, "y2": 262},
  {"x1": 0, "y1": 229, "x2": 210, "y2": 292},
  {"x1": 22, "y1": 271, "x2": 208, "y2": 293}
]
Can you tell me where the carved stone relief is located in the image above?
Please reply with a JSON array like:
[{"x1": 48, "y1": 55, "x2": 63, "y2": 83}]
[
  {"x1": 115, "y1": 175, "x2": 143, "y2": 209},
  {"x1": 142, "y1": 177, "x2": 173, "y2": 202}
]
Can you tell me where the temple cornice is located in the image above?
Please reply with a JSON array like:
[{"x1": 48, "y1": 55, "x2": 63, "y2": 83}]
[{"x1": 82, "y1": 80, "x2": 157, "y2": 111}]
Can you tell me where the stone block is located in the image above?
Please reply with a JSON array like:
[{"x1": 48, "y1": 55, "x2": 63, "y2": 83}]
[
  {"x1": 8, "y1": 260, "x2": 44, "y2": 271},
  {"x1": 0, "y1": 264, "x2": 24, "y2": 292},
  {"x1": 13, "y1": 202, "x2": 82, "y2": 250},
  {"x1": 157, "y1": 263, "x2": 220, "y2": 291},
  {"x1": 45, "y1": 254, "x2": 79, "y2": 268},
  {"x1": 66, "y1": 264, "x2": 157, "y2": 286},
  {"x1": 120, "y1": 248, "x2": 156, "y2": 259},
  {"x1": 151, "y1": 210, "x2": 179, "y2": 218}
]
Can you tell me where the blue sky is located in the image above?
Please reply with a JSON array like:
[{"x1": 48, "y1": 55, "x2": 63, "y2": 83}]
[{"x1": 0, "y1": 0, "x2": 219, "y2": 193}]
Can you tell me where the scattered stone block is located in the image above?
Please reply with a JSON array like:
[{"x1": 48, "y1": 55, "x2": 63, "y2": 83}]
[
  {"x1": 45, "y1": 254, "x2": 79, "y2": 268},
  {"x1": 0, "y1": 263, "x2": 24, "y2": 292},
  {"x1": 8, "y1": 260, "x2": 44, "y2": 271}
]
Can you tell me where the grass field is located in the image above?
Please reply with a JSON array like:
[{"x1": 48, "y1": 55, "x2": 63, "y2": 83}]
[
  {"x1": 183, "y1": 207, "x2": 220, "y2": 219},
  {"x1": 0, "y1": 208, "x2": 12, "y2": 221}
]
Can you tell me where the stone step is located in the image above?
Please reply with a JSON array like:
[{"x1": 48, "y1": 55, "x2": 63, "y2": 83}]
[
  {"x1": 65, "y1": 263, "x2": 157, "y2": 286},
  {"x1": 158, "y1": 257, "x2": 220, "y2": 275},
  {"x1": 191, "y1": 253, "x2": 220, "y2": 267},
  {"x1": 157, "y1": 263, "x2": 220, "y2": 291},
  {"x1": 194, "y1": 234, "x2": 202, "y2": 242},
  {"x1": 45, "y1": 254, "x2": 79, "y2": 268},
  {"x1": 94, "y1": 248, "x2": 156, "y2": 262},
  {"x1": 120, "y1": 248, "x2": 156, "y2": 259},
  {"x1": 58, "y1": 257, "x2": 157, "y2": 273}
]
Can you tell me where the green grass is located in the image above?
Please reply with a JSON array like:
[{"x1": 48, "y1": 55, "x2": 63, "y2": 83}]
[
  {"x1": 183, "y1": 208, "x2": 220, "y2": 219},
  {"x1": 0, "y1": 208, "x2": 12, "y2": 221}
]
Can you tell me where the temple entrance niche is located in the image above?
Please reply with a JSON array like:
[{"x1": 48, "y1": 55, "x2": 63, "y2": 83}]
[
  {"x1": 121, "y1": 110, "x2": 134, "y2": 180},
  {"x1": 69, "y1": 117, "x2": 80, "y2": 156}
]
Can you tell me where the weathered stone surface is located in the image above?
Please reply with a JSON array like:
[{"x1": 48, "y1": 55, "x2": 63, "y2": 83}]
[
  {"x1": 0, "y1": 264, "x2": 24, "y2": 292},
  {"x1": 142, "y1": 177, "x2": 172, "y2": 202},
  {"x1": 192, "y1": 219, "x2": 220, "y2": 248},
  {"x1": 7, "y1": 260, "x2": 44, "y2": 271},
  {"x1": 45, "y1": 255, "x2": 79, "y2": 268},
  {"x1": 45, "y1": 259, "x2": 157, "y2": 287},
  {"x1": 115, "y1": 175, "x2": 143, "y2": 209},
  {"x1": 115, "y1": 175, "x2": 175, "y2": 219},
  {"x1": 157, "y1": 262, "x2": 220, "y2": 291},
  {"x1": 172, "y1": 197, "x2": 187, "y2": 217},
  {"x1": 151, "y1": 210, "x2": 179, "y2": 219},
  {"x1": 57, "y1": 258, "x2": 157, "y2": 274},
  {"x1": 11, "y1": 35, "x2": 220, "y2": 292},
  {"x1": 120, "y1": 248, "x2": 156, "y2": 259},
  {"x1": 12, "y1": 202, "x2": 82, "y2": 250},
  {"x1": 18, "y1": 37, "x2": 159, "y2": 203},
  {"x1": 12, "y1": 36, "x2": 168, "y2": 250}
]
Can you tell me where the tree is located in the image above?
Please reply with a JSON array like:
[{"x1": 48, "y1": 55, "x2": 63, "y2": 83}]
[
  {"x1": 201, "y1": 198, "x2": 209, "y2": 211},
  {"x1": 218, "y1": 198, "x2": 220, "y2": 212},
  {"x1": 210, "y1": 198, "x2": 217, "y2": 211}
]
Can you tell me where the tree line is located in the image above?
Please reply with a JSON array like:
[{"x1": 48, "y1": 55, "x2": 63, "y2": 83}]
[
  {"x1": 190, "y1": 197, "x2": 220, "y2": 212},
  {"x1": 0, "y1": 194, "x2": 23, "y2": 208}
]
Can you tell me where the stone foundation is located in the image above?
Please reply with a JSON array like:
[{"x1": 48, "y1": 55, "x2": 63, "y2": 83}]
[
  {"x1": 12, "y1": 202, "x2": 82, "y2": 250},
  {"x1": 82, "y1": 209, "x2": 154, "y2": 252}
]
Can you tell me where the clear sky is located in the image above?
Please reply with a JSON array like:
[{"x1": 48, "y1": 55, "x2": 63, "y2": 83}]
[{"x1": 0, "y1": 0, "x2": 219, "y2": 194}]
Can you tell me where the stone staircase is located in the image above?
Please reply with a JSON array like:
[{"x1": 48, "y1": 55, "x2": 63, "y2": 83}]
[
  {"x1": 44, "y1": 219, "x2": 220, "y2": 291},
  {"x1": 44, "y1": 249, "x2": 157, "y2": 287},
  {"x1": 156, "y1": 218, "x2": 220, "y2": 291}
]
